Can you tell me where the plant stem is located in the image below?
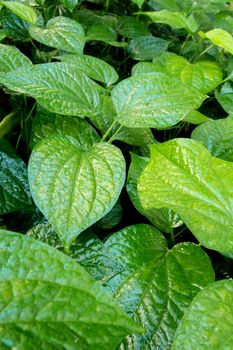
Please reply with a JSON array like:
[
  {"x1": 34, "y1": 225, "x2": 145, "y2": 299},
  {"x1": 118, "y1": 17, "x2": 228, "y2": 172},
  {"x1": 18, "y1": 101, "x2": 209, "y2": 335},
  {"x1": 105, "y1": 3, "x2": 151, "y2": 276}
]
[
  {"x1": 107, "y1": 124, "x2": 124, "y2": 143},
  {"x1": 101, "y1": 119, "x2": 117, "y2": 142}
]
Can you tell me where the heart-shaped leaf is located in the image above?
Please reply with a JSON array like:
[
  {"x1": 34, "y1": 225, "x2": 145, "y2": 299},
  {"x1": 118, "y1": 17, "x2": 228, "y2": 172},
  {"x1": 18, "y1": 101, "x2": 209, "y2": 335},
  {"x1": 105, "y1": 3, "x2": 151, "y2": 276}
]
[
  {"x1": 172, "y1": 280, "x2": 233, "y2": 350},
  {"x1": 29, "y1": 17, "x2": 85, "y2": 54},
  {"x1": 138, "y1": 138, "x2": 233, "y2": 252},
  {"x1": 28, "y1": 135, "x2": 126, "y2": 249},
  {"x1": 0, "y1": 230, "x2": 143, "y2": 349}
]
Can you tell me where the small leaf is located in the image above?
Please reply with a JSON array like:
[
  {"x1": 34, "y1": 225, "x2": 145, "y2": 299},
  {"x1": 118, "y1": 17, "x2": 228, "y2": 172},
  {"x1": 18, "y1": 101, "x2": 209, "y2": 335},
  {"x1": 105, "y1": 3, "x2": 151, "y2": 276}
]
[
  {"x1": 0, "y1": 139, "x2": 32, "y2": 214},
  {"x1": 127, "y1": 153, "x2": 181, "y2": 233},
  {"x1": 128, "y1": 35, "x2": 169, "y2": 60},
  {"x1": 59, "y1": 0, "x2": 79, "y2": 11},
  {"x1": 140, "y1": 10, "x2": 198, "y2": 33},
  {"x1": 112, "y1": 73, "x2": 206, "y2": 128},
  {"x1": 131, "y1": 0, "x2": 145, "y2": 8},
  {"x1": 172, "y1": 280, "x2": 233, "y2": 350},
  {"x1": 205, "y1": 28, "x2": 233, "y2": 55},
  {"x1": 183, "y1": 110, "x2": 211, "y2": 124},
  {"x1": 138, "y1": 138, "x2": 233, "y2": 252},
  {"x1": 58, "y1": 54, "x2": 118, "y2": 86},
  {"x1": 1, "y1": 1, "x2": 37, "y2": 24},
  {"x1": 100, "y1": 225, "x2": 214, "y2": 349},
  {"x1": 0, "y1": 230, "x2": 143, "y2": 349},
  {"x1": 0, "y1": 63, "x2": 100, "y2": 117},
  {"x1": 118, "y1": 16, "x2": 150, "y2": 39},
  {"x1": 112, "y1": 127, "x2": 155, "y2": 146},
  {"x1": 192, "y1": 115, "x2": 233, "y2": 161},
  {"x1": 28, "y1": 136, "x2": 126, "y2": 249},
  {"x1": 31, "y1": 107, "x2": 100, "y2": 148},
  {"x1": 215, "y1": 81, "x2": 233, "y2": 114},
  {"x1": 29, "y1": 17, "x2": 85, "y2": 54},
  {"x1": 0, "y1": 43, "x2": 32, "y2": 73}
]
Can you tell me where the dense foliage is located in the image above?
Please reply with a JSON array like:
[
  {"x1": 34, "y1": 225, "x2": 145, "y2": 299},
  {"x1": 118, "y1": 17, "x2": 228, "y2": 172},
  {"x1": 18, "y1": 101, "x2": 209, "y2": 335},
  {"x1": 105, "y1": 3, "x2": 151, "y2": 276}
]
[{"x1": 0, "y1": 0, "x2": 233, "y2": 348}]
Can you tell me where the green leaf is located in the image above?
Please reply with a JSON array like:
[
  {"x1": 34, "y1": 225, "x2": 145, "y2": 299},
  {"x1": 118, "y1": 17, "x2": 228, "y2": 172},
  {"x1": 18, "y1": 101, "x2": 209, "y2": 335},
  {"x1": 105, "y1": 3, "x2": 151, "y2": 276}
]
[
  {"x1": 131, "y1": 0, "x2": 145, "y2": 8},
  {"x1": 0, "y1": 139, "x2": 32, "y2": 214},
  {"x1": 138, "y1": 138, "x2": 233, "y2": 252},
  {"x1": 28, "y1": 136, "x2": 126, "y2": 249},
  {"x1": 172, "y1": 280, "x2": 233, "y2": 350},
  {"x1": 128, "y1": 35, "x2": 169, "y2": 60},
  {"x1": 133, "y1": 53, "x2": 223, "y2": 93},
  {"x1": 0, "y1": 43, "x2": 32, "y2": 73},
  {"x1": 101, "y1": 225, "x2": 214, "y2": 349},
  {"x1": 1, "y1": 1, "x2": 37, "y2": 24},
  {"x1": 31, "y1": 107, "x2": 100, "y2": 148},
  {"x1": 59, "y1": 0, "x2": 79, "y2": 11},
  {"x1": 0, "y1": 30, "x2": 6, "y2": 41},
  {"x1": 118, "y1": 16, "x2": 150, "y2": 39},
  {"x1": 112, "y1": 127, "x2": 155, "y2": 146},
  {"x1": 183, "y1": 110, "x2": 211, "y2": 124},
  {"x1": 0, "y1": 7, "x2": 30, "y2": 41},
  {"x1": 0, "y1": 63, "x2": 100, "y2": 117},
  {"x1": 0, "y1": 229, "x2": 143, "y2": 349},
  {"x1": 93, "y1": 200, "x2": 122, "y2": 231},
  {"x1": 140, "y1": 10, "x2": 198, "y2": 33},
  {"x1": 192, "y1": 115, "x2": 233, "y2": 161},
  {"x1": 112, "y1": 73, "x2": 206, "y2": 128},
  {"x1": 215, "y1": 82, "x2": 233, "y2": 114},
  {"x1": 205, "y1": 28, "x2": 233, "y2": 55},
  {"x1": 29, "y1": 17, "x2": 85, "y2": 54},
  {"x1": 127, "y1": 153, "x2": 182, "y2": 233},
  {"x1": 58, "y1": 54, "x2": 118, "y2": 86}
]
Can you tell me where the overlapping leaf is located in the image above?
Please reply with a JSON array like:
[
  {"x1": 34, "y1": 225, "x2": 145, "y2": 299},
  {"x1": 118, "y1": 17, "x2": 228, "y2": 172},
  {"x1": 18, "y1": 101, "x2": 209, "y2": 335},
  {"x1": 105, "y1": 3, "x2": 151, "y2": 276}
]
[
  {"x1": 1, "y1": 1, "x2": 37, "y2": 24},
  {"x1": 138, "y1": 138, "x2": 233, "y2": 252},
  {"x1": 0, "y1": 43, "x2": 32, "y2": 72}
]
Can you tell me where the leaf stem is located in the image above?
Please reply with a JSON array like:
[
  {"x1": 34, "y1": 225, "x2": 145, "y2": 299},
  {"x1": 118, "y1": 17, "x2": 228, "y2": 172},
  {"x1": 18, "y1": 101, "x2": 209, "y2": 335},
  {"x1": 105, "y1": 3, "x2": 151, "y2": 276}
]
[
  {"x1": 101, "y1": 119, "x2": 117, "y2": 142},
  {"x1": 107, "y1": 124, "x2": 124, "y2": 143}
]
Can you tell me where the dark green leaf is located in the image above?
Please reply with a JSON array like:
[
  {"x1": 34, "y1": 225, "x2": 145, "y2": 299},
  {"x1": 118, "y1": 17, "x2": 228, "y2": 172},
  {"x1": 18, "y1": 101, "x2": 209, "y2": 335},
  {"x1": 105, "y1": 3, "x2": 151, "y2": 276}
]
[
  {"x1": 118, "y1": 16, "x2": 150, "y2": 39},
  {"x1": 1, "y1": 1, "x2": 37, "y2": 24},
  {"x1": 128, "y1": 35, "x2": 169, "y2": 61},
  {"x1": 0, "y1": 7, "x2": 30, "y2": 40}
]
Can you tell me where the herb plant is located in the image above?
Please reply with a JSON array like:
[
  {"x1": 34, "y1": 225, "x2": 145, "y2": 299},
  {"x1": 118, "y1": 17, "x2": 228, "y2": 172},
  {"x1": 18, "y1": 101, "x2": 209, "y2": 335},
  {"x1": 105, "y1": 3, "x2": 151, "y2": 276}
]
[{"x1": 0, "y1": 0, "x2": 233, "y2": 348}]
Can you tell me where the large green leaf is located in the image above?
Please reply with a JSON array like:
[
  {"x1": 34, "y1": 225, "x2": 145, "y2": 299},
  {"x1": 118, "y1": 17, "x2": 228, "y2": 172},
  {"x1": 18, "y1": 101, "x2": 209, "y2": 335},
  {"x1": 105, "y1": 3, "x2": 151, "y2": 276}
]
[
  {"x1": 112, "y1": 73, "x2": 206, "y2": 128},
  {"x1": 128, "y1": 35, "x2": 169, "y2": 61},
  {"x1": 138, "y1": 138, "x2": 233, "y2": 252},
  {"x1": 31, "y1": 107, "x2": 100, "y2": 148},
  {"x1": 118, "y1": 16, "x2": 150, "y2": 39},
  {"x1": 29, "y1": 17, "x2": 85, "y2": 54},
  {"x1": 139, "y1": 10, "x2": 198, "y2": 33},
  {"x1": 172, "y1": 280, "x2": 233, "y2": 350},
  {"x1": 0, "y1": 230, "x2": 143, "y2": 349},
  {"x1": 1, "y1": 1, "x2": 37, "y2": 24},
  {"x1": 127, "y1": 153, "x2": 182, "y2": 233},
  {"x1": 28, "y1": 135, "x2": 126, "y2": 249},
  {"x1": 0, "y1": 43, "x2": 32, "y2": 73},
  {"x1": 192, "y1": 115, "x2": 233, "y2": 161},
  {"x1": 99, "y1": 225, "x2": 214, "y2": 349},
  {"x1": 0, "y1": 63, "x2": 100, "y2": 117},
  {"x1": 0, "y1": 139, "x2": 32, "y2": 214},
  {"x1": 132, "y1": 53, "x2": 223, "y2": 93},
  {"x1": 205, "y1": 28, "x2": 233, "y2": 55},
  {"x1": 58, "y1": 54, "x2": 118, "y2": 86}
]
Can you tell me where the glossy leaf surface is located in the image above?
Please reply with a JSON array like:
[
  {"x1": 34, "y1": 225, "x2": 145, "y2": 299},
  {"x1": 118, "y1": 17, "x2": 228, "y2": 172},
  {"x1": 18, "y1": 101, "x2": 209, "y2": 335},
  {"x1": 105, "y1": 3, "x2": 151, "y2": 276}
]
[
  {"x1": 0, "y1": 230, "x2": 143, "y2": 349},
  {"x1": 0, "y1": 43, "x2": 32, "y2": 73},
  {"x1": 28, "y1": 136, "x2": 126, "y2": 249},
  {"x1": 172, "y1": 280, "x2": 233, "y2": 350},
  {"x1": 139, "y1": 138, "x2": 233, "y2": 252},
  {"x1": 29, "y1": 17, "x2": 85, "y2": 54},
  {"x1": 0, "y1": 63, "x2": 100, "y2": 117},
  {"x1": 1, "y1": 1, "x2": 37, "y2": 24},
  {"x1": 112, "y1": 73, "x2": 206, "y2": 128},
  {"x1": 128, "y1": 35, "x2": 169, "y2": 61},
  {"x1": 206, "y1": 28, "x2": 233, "y2": 54}
]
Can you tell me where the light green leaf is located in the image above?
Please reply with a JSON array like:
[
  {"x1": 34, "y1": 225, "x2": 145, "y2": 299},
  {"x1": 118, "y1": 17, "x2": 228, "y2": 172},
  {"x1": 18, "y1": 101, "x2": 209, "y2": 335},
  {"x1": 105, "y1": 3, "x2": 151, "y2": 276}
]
[
  {"x1": 31, "y1": 107, "x2": 100, "y2": 148},
  {"x1": 59, "y1": 0, "x2": 79, "y2": 11},
  {"x1": 128, "y1": 35, "x2": 169, "y2": 60},
  {"x1": 0, "y1": 229, "x2": 143, "y2": 349},
  {"x1": 0, "y1": 63, "x2": 100, "y2": 117},
  {"x1": 0, "y1": 139, "x2": 32, "y2": 214},
  {"x1": 192, "y1": 115, "x2": 233, "y2": 161},
  {"x1": 28, "y1": 136, "x2": 126, "y2": 249},
  {"x1": 0, "y1": 43, "x2": 32, "y2": 73},
  {"x1": 118, "y1": 16, "x2": 150, "y2": 39},
  {"x1": 112, "y1": 73, "x2": 206, "y2": 128},
  {"x1": 131, "y1": 0, "x2": 145, "y2": 8},
  {"x1": 58, "y1": 54, "x2": 118, "y2": 86},
  {"x1": 215, "y1": 82, "x2": 233, "y2": 114},
  {"x1": 127, "y1": 153, "x2": 182, "y2": 233},
  {"x1": 29, "y1": 17, "x2": 85, "y2": 54},
  {"x1": 205, "y1": 28, "x2": 233, "y2": 55},
  {"x1": 1, "y1": 1, "x2": 37, "y2": 24},
  {"x1": 183, "y1": 110, "x2": 211, "y2": 124},
  {"x1": 101, "y1": 225, "x2": 214, "y2": 349},
  {"x1": 133, "y1": 53, "x2": 223, "y2": 93},
  {"x1": 0, "y1": 30, "x2": 6, "y2": 41},
  {"x1": 138, "y1": 138, "x2": 233, "y2": 252},
  {"x1": 140, "y1": 10, "x2": 198, "y2": 33},
  {"x1": 172, "y1": 280, "x2": 233, "y2": 350}
]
